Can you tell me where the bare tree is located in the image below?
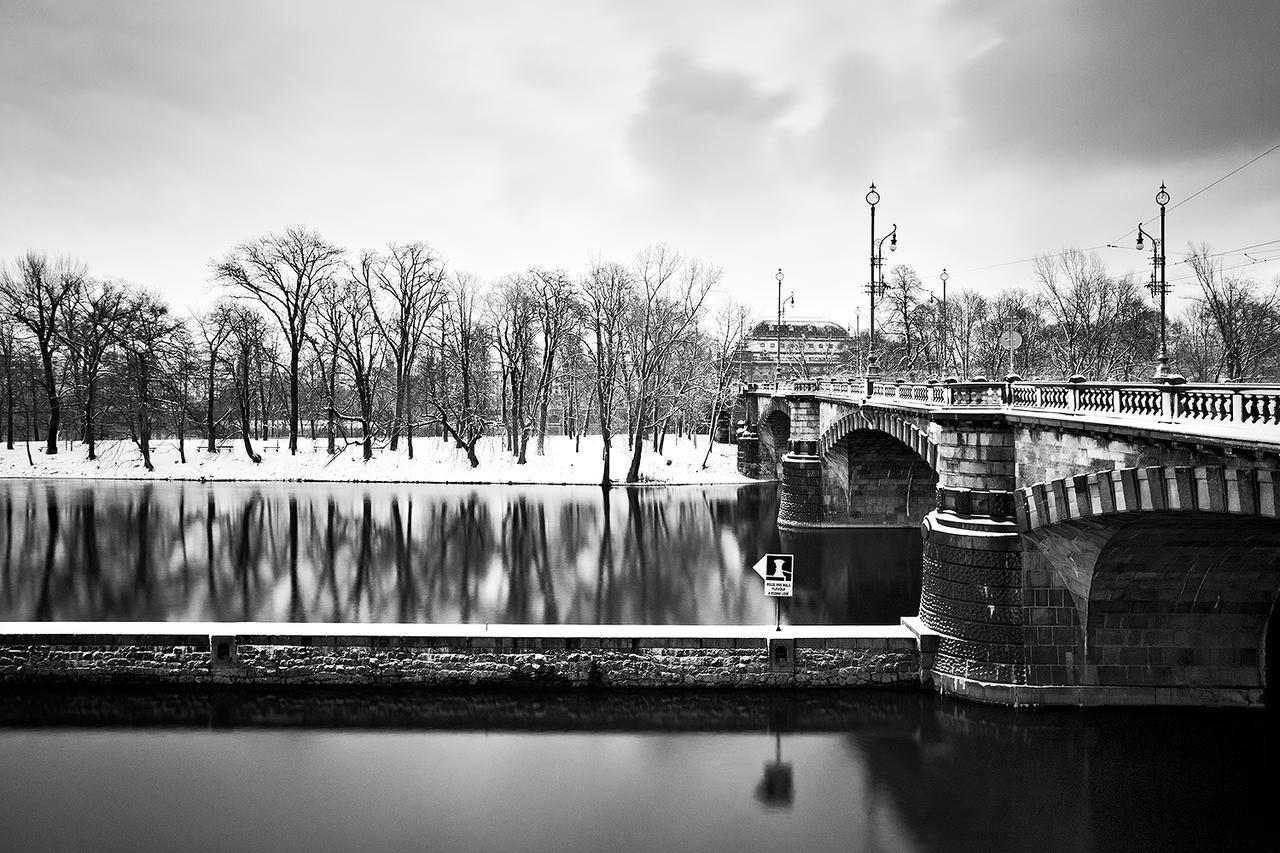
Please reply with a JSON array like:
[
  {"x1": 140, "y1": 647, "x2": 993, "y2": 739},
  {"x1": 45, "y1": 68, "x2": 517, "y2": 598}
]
[
  {"x1": 363, "y1": 243, "x2": 447, "y2": 457},
  {"x1": 212, "y1": 227, "x2": 344, "y2": 454},
  {"x1": 0, "y1": 318, "x2": 15, "y2": 448},
  {"x1": 880, "y1": 264, "x2": 926, "y2": 372},
  {"x1": 1170, "y1": 301, "x2": 1223, "y2": 382},
  {"x1": 168, "y1": 322, "x2": 198, "y2": 464},
  {"x1": 333, "y1": 274, "x2": 385, "y2": 461},
  {"x1": 528, "y1": 267, "x2": 577, "y2": 455},
  {"x1": 583, "y1": 261, "x2": 633, "y2": 487},
  {"x1": 0, "y1": 252, "x2": 85, "y2": 454},
  {"x1": 61, "y1": 280, "x2": 126, "y2": 459},
  {"x1": 701, "y1": 298, "x2": 750, "y2": 468},
  {"x1": 975, "y1": 289, "x2": 1047, "y2": 379},
  {"x1": 559, "y1": 320, "x2": 595, "y2": 452},
  {"x1": 117, "y1": 288, "x2": 182, "y2": 471},
  {"x1": 623, "y1": 246, "x2": 716, "y2": 483},
  {"x1": 223, "y1": 305, "x2": 268, "y2": 463},
  {"x1": 1034, "y1": 249, "x2": 1157, "y2": 379},
  {"x1": 490, "y1": 273, "x2": 539, "y2": 464},
  {"x1": 309, "y1": 283, "x2": 347, "y2": 456},
  {"x1": 193, "y1": 300, "x2": 237, "y2": 453},
  {"x1": 433, "y1": 271, "x2": 492, "y2": 467},
  {"x1": 1186, "y1": 244, "x2": 1280, "y2": 381},
  {"x1": 947, "y1": 289, "x2": 989, "y2": 379}
]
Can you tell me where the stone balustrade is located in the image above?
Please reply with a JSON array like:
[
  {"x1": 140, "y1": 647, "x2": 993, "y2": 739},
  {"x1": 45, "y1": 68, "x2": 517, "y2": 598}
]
[
  {"x1": 742, "y1": 378, "x2": 1280, "y2": 430},
  {"x1": 1007, "y1": 381, "x2": 1280, "y2": 426}
]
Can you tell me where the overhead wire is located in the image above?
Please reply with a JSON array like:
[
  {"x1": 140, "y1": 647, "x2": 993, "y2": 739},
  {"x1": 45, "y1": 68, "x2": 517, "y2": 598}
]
[
  {"x1": 1108, "y1": 138, "x2": 1280, "y2": 245},
  {"x1": 951, "y1": 139, "x2": 1280, "y2": 278}
]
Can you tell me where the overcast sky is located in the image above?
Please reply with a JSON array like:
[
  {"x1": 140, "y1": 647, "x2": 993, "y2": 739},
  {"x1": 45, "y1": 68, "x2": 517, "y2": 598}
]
[{"x1": 3, "y1": 0, "x2": 1279, "y2": 329}]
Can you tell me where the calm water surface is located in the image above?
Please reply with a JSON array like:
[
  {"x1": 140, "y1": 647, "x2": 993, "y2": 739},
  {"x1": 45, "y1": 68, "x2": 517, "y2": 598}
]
[
  {"x1": 0, "y1": 688, "x2": 1274, "y2": 852},
  {"x1": 0, "y1": 480, "x2": 920, "y2": 625}
]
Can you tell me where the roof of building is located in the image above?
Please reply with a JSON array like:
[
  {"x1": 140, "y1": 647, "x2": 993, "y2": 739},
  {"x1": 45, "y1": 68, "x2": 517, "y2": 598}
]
[{"x1": 749, "y1": 317, "x2": 851, "y2": 338}]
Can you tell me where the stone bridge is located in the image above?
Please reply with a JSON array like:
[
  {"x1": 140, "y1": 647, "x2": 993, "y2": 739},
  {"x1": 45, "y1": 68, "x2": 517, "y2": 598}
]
[{"x1": 737, "y1": 377, "x2": 1280, "y2": 708}]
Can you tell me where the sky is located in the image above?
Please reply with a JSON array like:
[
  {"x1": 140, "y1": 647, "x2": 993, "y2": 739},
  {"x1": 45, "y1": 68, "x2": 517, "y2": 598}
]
[{"x1": 3, "y1": 0, "x2": 1280, "y2": 330}]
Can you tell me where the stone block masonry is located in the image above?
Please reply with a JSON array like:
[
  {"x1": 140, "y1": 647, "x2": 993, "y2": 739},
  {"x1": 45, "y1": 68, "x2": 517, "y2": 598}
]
[{"x1": 0, "y1": 623, "x2": 922, "y2": 690}]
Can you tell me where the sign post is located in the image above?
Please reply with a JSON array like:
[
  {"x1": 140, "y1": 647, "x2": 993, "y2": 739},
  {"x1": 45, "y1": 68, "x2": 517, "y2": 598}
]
[
  {"x1": 997, "y1": 326, "x2": 1023, "y2": 376},
  {"x1": 752, "y1": 553, "x2": 794, "y2": 631}
]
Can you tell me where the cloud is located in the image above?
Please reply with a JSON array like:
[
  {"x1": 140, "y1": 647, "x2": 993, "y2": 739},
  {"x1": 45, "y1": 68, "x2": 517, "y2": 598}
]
[
  {"x1": 627, "y1": 52, "x2": 797, "y2": 194},
  {"x1": 951, "y1": 0, "x2": 1280, "y2": 166},
  {"x1": 805, "y1": 51, "x2": 948, "y2": 183}
]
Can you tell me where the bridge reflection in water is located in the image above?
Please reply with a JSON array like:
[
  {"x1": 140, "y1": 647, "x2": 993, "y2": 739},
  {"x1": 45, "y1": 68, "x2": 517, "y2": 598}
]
[
  {"x1": 0, "y1": 480, "x2": 921, "y2": 626},
  {"x1": 0, "y1": 687, "x2": 1273, "y2": 851}
]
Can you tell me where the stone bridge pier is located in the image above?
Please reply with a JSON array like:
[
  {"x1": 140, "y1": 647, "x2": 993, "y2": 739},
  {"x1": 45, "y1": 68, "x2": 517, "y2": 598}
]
[{"x1": 919, "y1": 413, "x2": 1026, "y2": 694}]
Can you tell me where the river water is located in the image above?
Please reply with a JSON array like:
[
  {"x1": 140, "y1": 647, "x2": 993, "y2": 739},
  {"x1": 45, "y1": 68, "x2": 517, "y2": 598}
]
[
  {"x1": 0, "y1": 480, "x2": 920, "y2": 625},
  {"x1": 0, "y1": 687, "x2": 1274, "y2": 852},
  {"x1": 1, "y1": 480, "x2": 1275, "y2": 850}
]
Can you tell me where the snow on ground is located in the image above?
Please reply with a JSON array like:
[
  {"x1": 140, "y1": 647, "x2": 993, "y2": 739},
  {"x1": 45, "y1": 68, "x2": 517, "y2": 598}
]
[{"x1": 0, "y1": 434, "x2": 752, "y2": 486}]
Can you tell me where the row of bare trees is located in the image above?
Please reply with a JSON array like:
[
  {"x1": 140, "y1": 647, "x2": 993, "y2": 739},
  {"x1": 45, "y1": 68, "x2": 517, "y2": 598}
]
[
  {"x1": 853, "y1": 247, "x2": 1280, "y2": 382},
  {"x1": 1, "y1": 233, "x2": 750, "y2": 486},
  {"x1": 0, "y1": 253, "x2": 192, "y2": 468}
]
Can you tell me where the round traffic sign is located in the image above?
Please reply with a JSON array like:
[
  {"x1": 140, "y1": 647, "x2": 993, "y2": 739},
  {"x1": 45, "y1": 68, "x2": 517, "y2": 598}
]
[{"x1": 998, "y1": 329, "x2": 1023, "y2": 350}]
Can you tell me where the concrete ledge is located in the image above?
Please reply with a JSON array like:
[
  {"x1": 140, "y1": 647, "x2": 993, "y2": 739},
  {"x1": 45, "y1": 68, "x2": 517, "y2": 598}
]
[
  {"x1": 0, "y1": 622, "x2": 923, "y2": 690},
  {"x1": 934, "y1": 672, "x2": 1265, "y2": 708},
  {"x1": 0, "y1": 621, "x2": 914, "y2": 646}
]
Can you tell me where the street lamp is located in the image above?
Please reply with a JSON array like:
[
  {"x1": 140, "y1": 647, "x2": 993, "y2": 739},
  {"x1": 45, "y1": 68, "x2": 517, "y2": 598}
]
[
  {"x1": 774, "y1": 268, "x2": 793, "y2": 386},
  {"x1": 939, "y1": 268, "x2": 949, "y2": 379},
  {"x1": 866, "y1": 183, "x2": 897, "y2": 375},
  {"x1": 1136, "y1": 183, "x2": 1180, "y2": 382}
]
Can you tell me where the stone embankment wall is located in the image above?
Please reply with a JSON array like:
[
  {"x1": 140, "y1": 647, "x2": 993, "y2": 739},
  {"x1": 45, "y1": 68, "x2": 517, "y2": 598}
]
[{"x1": 0, "y1": 627, "x2": 923, "y2": 690}]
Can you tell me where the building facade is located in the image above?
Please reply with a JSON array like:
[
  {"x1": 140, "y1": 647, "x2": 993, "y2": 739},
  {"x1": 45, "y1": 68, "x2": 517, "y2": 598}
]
[{"x1": 736, "y1": 317, "x2": 856, "y2": 383}]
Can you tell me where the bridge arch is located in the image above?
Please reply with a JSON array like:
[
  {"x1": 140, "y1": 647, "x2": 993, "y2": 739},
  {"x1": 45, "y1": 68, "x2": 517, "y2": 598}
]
[
  {"x1": 818, "y1": 409, "x2": 939, "y2": 526},
  {"x1": 819, "y1": 407, "x2": 938, "y2": 470},
  {"x1": 1016, "y1": 465, "x2": 1280, "y2": 531},
  {"x1": 756, "y1": 404, "x2": 791, "y2": 481},
  {"x1": 1017, "y1": 466, "x2": 1280, "y2": 704}
]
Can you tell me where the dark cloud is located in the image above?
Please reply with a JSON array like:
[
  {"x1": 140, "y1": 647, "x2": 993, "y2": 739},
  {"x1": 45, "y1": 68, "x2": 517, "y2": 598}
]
[
  {"x1": 627, "y1": 52, "x2": 796, "y2": 192},
  {"x1": 952, "y1": 0, "x2": 1280, "y2": 166}
]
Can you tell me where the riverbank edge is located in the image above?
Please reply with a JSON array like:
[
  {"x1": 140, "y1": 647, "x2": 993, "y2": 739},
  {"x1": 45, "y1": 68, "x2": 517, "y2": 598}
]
[
  {"x1": 0, "y1": 473, "x2": 750, "y2": 487},
  {"x1": 0, "y1": 438, "x2": 754, "y2": 487},
  {"x1": 0, "y1": 621, "x2": 926, "y2": 690}
]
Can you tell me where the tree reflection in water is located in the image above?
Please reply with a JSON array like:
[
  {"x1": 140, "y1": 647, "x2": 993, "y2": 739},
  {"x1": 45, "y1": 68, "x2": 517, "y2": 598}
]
[{"x1": 0, "y1": 481, "x2": 922, "y2": 625}]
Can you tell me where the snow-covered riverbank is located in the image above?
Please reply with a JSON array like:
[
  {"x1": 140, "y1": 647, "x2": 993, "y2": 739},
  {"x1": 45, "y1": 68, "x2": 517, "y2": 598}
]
[{"x1": 0, "y1": 435, "x2": 752, "y2": 486}]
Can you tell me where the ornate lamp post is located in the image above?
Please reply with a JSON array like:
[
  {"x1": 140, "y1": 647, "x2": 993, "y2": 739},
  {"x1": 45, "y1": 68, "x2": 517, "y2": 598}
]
[
  {"x1": 1137, "y1": 183, "x2": 1179, "y2": 382},
  {"x1": 775, "y1": 268, "x2": 783, "y2": 385},
  {"x1": 774, "y1": 268, "x2": 792, "y2": 386},
  {"x1": 866, "y1": 183, "x2": 897, "y2": 375},
  {"x1": 939, "y1": 268, "x2": 949, "y2": 379}
]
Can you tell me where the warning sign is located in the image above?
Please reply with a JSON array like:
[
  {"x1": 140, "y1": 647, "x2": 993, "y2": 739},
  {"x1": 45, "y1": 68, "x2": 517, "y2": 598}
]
[{"x1": 752, "y1": 553, "x2": 794, "y2": 598}]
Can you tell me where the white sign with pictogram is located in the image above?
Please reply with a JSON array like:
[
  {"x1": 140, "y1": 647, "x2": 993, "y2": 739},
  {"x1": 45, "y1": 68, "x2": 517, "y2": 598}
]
[{"x1": 752, "y1": 553, "x2": 794, "y2": 597}]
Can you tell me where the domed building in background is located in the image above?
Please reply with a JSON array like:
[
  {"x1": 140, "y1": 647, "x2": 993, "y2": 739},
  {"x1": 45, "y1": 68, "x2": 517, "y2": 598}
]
[{"x1": 735, "y1": 317, "x2": 857, "y2": 383}]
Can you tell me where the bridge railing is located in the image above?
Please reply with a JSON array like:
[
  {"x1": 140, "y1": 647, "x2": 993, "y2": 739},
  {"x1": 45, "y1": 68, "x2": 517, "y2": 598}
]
[
  {"x1": 747, "y1": 378, "x2": 1280, "y2": 428},
  {"x1": 869, "y1": 380, "x2": 1006, "y2": 407},
  {"x1": 1007, "y1": 381, "x2": 1280, "y2": 426}
]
